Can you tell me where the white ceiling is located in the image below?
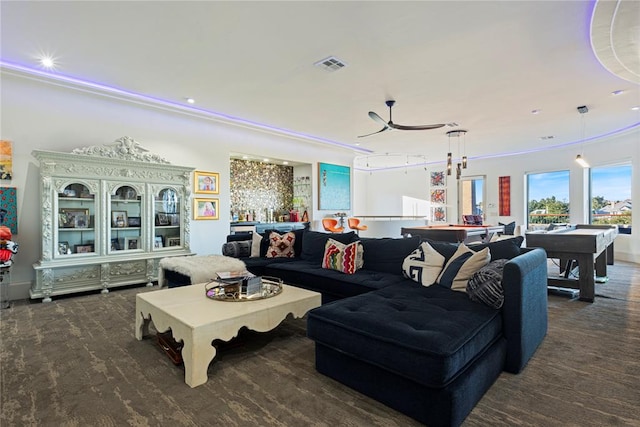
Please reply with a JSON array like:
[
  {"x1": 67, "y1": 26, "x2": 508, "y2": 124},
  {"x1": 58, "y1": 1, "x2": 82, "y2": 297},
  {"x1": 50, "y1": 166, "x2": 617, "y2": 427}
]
[{"x1": 2, "y1": 1, "x2": 639, "y2": 169}]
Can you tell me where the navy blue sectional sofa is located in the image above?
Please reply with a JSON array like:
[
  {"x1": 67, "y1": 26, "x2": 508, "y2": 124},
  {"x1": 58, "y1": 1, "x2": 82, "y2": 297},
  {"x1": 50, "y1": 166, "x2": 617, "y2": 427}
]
[{"x1": 239, "y1": 229, "x2": 548, "y2": 426}]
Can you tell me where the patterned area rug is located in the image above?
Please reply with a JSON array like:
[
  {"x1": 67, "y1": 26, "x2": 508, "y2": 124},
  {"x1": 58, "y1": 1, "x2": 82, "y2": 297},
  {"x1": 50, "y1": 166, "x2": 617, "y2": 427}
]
[{"x1": 1, "y1": 261, "x2": 639, "y2": 426}]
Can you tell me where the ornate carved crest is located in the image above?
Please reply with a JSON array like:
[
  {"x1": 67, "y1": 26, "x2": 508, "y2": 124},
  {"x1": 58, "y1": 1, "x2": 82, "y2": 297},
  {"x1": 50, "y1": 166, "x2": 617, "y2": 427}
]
[{"x1": 71, "y1": 136, "x2": 170, "y2": 164}]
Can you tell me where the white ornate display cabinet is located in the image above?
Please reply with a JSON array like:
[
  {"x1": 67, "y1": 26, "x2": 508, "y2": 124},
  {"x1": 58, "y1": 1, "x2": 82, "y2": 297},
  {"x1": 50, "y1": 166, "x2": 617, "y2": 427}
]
[{"x1": 32, "y1": 137, "x2": 194, "y2": 302}]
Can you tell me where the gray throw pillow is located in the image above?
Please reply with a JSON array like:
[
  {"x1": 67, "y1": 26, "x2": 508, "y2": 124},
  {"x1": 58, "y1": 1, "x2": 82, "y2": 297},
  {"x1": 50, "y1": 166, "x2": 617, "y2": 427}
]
[
  {"x1": 466, "y1": 259, "x2": 509, "y2": 309},
  {"x1": 222, "y1": 240, "x2": 251, "y2": 258}
]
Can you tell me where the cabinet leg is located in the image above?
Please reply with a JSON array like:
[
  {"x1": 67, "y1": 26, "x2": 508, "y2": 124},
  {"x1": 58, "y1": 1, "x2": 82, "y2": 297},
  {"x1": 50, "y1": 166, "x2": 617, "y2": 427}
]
[{"x1": 101, "y1": 288, "x2": 109, "y2": 294}]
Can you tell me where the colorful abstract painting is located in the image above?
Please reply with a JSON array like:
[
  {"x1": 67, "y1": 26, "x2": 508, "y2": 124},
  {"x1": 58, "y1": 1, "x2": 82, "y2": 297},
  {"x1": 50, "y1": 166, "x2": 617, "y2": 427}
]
[
  {"x1": 430, "y1": 171, "x2": 445, "y2": 187},
  {"x1": 430, "y1": 189, "x2": 446, "y2": 204},
  {"x1": 431, "y1": 206, "x2": 446, "y2": 222},
  {"x1": 0, "y1": 141, "x2": 12, "y2": 180},
  {"x1": 499, "y1": 176, "x2": 511, "y2": 216},
  {"x1": 318, "y1": 162, "x2": 351, "y2": 210},
  {"x1": 0, "y1": 187, "x2": 17, "y2": 234}
]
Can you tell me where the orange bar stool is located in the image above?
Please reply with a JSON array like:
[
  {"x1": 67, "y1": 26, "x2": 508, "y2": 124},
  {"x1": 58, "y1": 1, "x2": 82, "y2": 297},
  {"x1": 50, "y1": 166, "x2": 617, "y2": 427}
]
[
  {"x1": 322, "y1": 218, "x2": 344, "y2": 233},
  {"x1": 348, "y1": 218, "x2": 368, "y2": 234}
]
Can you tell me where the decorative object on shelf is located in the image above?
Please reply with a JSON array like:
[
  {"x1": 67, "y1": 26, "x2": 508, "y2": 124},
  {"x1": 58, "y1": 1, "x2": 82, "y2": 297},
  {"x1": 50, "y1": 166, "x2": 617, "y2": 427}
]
[
  {"x1": 58, "y1": 241, "x2": 70, "y2": 255},
  {"x1": 74, "y1": 243, "x2": 94, "y2": 254},
  {"x1": 194, "y1": 198, "x2": 219, "y2": 220},
  {"x1": 446, "y1": 130, "x2": 468, "y2": 179},
  {"x1": 0, "y1": 141, "x2": 12, "y2": 180},
  {"x1": 154, "y1": 236, "x2": 164, "y2": 248},
  {"x1": 0, "y1": 187, "x2": 17, "y2": 234},
  {"x1": 124, "y1": 237, "x2": 140, "y2": 250},
  {"x1": 318, "y1": 162, "x2": 350, "y2": 210},
  {"x1": 60, "y1": 208, "x2": 90, "y2": 229},
  {"x1": 167, "y1": 237, "x2": 180, "y2": 247},
  {"x1": 499, "y1": 176, "x2": 511, "y2": 216},
  {"x1": 127, "y1": 216, "x2": 141, "y2": 227},
  {"x1": 155, "y1": 213, "x2": 169, "y2": 226},
  {"x1": 194, "y1": 170, "x2": 219, "y2": 194},
  {"x1": 111, "y1": 211, "x2": 128, "y2": 228},
  {"x1": 0, "y1": 225, "x2": 18, "y2": 266},
  {"x1": 301, "y1": 210, "x2": 309, "y2": 222}
]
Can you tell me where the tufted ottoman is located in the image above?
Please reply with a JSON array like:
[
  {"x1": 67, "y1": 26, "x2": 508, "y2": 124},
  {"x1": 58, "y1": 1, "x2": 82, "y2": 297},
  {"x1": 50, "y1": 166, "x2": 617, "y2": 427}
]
[{"x1": 307, "y1": 282, "x2": 507, "y2": 427}]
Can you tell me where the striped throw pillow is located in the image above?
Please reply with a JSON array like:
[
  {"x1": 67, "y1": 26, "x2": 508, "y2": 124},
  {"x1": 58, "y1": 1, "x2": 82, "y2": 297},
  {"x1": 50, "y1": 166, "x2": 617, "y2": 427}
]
[
  {"x1": 322, "y1": 238, "x2": 363, "y2": 274},
  {"x1": 467, "y1": 259, "x2": 509, "y2": 309}
]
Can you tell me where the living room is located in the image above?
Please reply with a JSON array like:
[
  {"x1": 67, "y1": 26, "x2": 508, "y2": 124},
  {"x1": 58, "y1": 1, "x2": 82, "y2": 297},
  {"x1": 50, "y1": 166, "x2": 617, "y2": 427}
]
[{"x1": 1, "y1": 1, "x2": 639, "y2": 426}]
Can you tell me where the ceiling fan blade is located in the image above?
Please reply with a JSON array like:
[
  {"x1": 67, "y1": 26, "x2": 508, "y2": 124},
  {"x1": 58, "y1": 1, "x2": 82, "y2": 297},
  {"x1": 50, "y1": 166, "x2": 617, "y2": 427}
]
[
  {"x1": 368, "y1": 111, "x2": 390, "y2": 127},
  {"x1": 357, "y1": 127, "x2": 391, "y2": 138},
  {"x1": 387, "y1": 123, "x2": 446, "y2": 131}
]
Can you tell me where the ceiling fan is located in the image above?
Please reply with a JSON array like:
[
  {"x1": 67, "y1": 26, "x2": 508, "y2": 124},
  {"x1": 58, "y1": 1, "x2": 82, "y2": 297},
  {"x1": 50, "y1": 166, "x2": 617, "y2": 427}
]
[{"x1": 358, "y1": 100, "x2": 445, "y2": 138}]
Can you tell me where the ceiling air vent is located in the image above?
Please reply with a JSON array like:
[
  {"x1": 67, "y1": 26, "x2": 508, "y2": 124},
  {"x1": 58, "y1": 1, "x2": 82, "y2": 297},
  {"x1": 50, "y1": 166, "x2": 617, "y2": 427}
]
[{"x1": 314, "y1": 56, "x2": 347, "y2": 72}]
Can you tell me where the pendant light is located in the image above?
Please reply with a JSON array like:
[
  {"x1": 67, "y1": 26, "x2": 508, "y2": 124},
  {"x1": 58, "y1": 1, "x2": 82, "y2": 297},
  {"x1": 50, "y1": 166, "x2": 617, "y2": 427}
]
[
  {"x1": 575, "y1": 106, "x2": 590, "y2": 168},
  {"x1": 446, "y1": 130, "x2": 468, "y2": 179}
]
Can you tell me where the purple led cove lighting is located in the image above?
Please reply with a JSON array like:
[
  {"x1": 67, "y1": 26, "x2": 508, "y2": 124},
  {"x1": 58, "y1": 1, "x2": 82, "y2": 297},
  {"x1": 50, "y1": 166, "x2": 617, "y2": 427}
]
[
  {"x1": 0, "y1": 59, "x2": 373, "y2": 154},
  {"x1": 354, "y1": 121, "x2": 640, "y2": 172}
]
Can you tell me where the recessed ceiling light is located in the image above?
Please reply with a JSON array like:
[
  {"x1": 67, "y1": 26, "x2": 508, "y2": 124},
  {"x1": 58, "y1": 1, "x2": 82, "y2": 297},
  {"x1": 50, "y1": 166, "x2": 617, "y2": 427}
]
[
  {"x1": 611, "y1": 90, "x2": 624, "y2": 96},
  {"x1": 539, "y1": 135, "x2": 555, "y2": 140},
  {"x1": 631, "y1": 106, "x2": 640, "y2": 111},
  {"x1": 531, "y1": 109, "x2": 541, "y2": 115},
  {"x1": 186, "y1": 98, "x2": 195, "y2": 104},
  {"x1": 39, "y1": 56, "x2": 55, "y2": 69}
]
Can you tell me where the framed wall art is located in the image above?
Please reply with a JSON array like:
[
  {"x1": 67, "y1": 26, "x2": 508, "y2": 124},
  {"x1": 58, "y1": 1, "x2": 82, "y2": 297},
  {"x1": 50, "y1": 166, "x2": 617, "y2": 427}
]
[
  {"x1": 431, "y1": 206, "x2": 447, "y2": 222},
  {"x1": 430, "y1": 171, "x2": 446, "y2": 187},
  {"x1": 318, "y1": 162, "x2": 351, "y2": 210},
  {"x1": 430, "y1": 189, "x2": 446, "y2": 204},
  {"x1": 0, "y1": 187, "x2": 17, "y2": 233},
  {"x1": 499, "y1": 176, "x2": 511, "y2": 216},
  {"x1": 0, "y1": 140, "x2": 12, "y2": 180},
  {"x1": 194, "y1": 170, "x2": 219, "y2": 194},
  {"x1": 194, "y1": 198, "x2": 219, "y2": 220}
]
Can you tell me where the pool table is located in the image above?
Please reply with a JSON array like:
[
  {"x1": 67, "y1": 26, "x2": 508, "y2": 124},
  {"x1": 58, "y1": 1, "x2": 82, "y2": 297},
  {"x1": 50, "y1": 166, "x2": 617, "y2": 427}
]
[{"x1": 400, "y1": 224, "x2": 505, "y2": 244}]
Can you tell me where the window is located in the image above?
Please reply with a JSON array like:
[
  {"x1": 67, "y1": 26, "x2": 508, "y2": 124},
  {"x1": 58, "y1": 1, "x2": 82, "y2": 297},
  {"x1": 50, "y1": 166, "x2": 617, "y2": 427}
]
[
  {"x1": 590, "y1": 163, "x2": 632, "y2": 234},
  {"x1": 527, "y1": 170, "x2": 570, "y2": 227},
  {"x1": 459, "y1": 176, "x2": 484, "y2": 221}
]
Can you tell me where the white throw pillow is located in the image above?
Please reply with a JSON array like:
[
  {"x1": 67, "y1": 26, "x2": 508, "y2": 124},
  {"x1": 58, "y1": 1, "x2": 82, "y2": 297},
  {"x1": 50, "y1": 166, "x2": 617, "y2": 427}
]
[
  {"x1": 402, "y1": 242, "x2": 445, "y2": 286},
  {"x1": 250, "y1": 232, "x2": 263, "y2": 258},
  {"x1": 437, "y1": 243, "x2": 490, "y2": 291}
]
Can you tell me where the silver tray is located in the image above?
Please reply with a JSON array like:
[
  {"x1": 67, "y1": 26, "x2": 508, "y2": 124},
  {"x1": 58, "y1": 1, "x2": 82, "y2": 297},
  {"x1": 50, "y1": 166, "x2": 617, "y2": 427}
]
[{"x1": 205, "y1": 276, "x2": 283, "y2": 302}]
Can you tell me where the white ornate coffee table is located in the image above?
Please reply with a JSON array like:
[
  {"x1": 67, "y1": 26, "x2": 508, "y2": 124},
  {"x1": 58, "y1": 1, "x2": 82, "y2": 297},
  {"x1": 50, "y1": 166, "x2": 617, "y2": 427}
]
[{"x1": 135, "y1": 283, "x2": 321, "y2": 387}]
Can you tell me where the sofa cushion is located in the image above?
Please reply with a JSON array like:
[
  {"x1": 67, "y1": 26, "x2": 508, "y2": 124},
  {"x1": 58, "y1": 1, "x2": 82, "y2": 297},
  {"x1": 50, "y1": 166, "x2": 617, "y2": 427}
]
[
  {"x1": 467, "y1": 259, "x2": 508, "y2": 309},
  {"x1": 222, "y1": 240, "x2": 251, "y2": 258},
  {"x1": 322, "y1": 238, "x2": 364, "y2": 274},
  {"x1": 402, "y1": 241, "x2": 445, "y2": 286},
  {"x1": 250, "y1": 232, "x2": 263, "y2": 257},
  {"x1": 437, "y1": 243, "x2": 490, "y2": 291},
  {"x1": 263, "y1": 261, "x2": 407, "y2": 300},
  {"x1": 307, "y1": 283, "x2": 502, "y2": 388},
  {"x1": 470, "y1": 235, "x2": 524, "y2": 261},
  {"x1": 265, "y1": 231, "x2": 296, "y2": 258},
  {"x1": 499, "y1": 221, "x2": 516, "y2": 235},
  {"x1": 300, "y1": 230, "x2": 357, "y2": 264},
  {"x1": 360, "y1": 236, "x2": 421, "y2": 275}
]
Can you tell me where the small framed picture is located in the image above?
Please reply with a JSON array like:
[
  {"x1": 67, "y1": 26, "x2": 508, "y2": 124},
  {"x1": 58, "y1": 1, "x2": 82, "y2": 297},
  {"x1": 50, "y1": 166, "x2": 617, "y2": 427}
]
[
  {"x1": 112, "y1": 211, "x2": 128, "y2": 228},
  {"x1": 127, "y1": 216, "x2": 141, "y2": 227},
  {"x1": 194, "y1": 198, "x2": 219, "y2": 220},
  {"x1": 154, "y1": 236, "x2": 164, "y2": 249},
  {"x1": 194, "y1": 171, "x2": 219, "y2": 194},
  {"x1": 59, "y1": 208, "x2": 90, "y2": 228},
  {"x1": 58, "y1": 241, "x2": 70, "y2": 255},
  {"x1": 74, "y1": 244, "x2": 94, "y2": 254},
  {"x1": 155, "y1": 213, "x2": 169, "y2": 226},
  {"x1": 124, "y1": 237, "x2": 140, "y2": 250},
  {"x1": 110, "y1": 238, "x2": 121, "y2": 251},
  {"x1": 169, "y1": 213, "x2": 180, "y2": 226},
  {"x1": 167, "y1": 237, "x2": 181, "y2": 247}
]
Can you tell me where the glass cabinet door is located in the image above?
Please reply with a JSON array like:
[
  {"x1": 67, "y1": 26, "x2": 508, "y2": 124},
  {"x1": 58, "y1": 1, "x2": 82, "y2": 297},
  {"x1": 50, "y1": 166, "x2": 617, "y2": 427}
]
[
  {"x1": 109, "y1": 185, "x2": 142, "y2": 252},
  {"x1": 154, "y1": 187, "x2": 181, "y2": 249},
  {"x1": 57, "y1": 183, "x2": 96, "y2": 257}
]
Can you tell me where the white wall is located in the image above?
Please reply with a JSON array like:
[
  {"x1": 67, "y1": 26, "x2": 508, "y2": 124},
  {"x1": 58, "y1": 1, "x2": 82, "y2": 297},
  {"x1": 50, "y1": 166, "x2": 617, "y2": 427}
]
[
  {"x1": 1, "y1": 75, "x2": 354, "y2": 299},
  {"x1": 353, "y1": 130, "x2": 640, "y2": 263}
]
